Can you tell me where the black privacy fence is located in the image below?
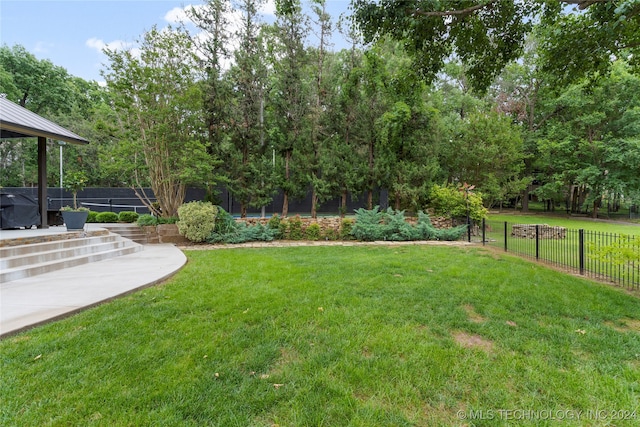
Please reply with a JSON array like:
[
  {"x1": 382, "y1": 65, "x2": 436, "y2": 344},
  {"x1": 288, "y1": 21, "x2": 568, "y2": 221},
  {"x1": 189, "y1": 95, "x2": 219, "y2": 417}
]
[{"x1": 480, "y1": 220, "x2": 640, "y2": 289}]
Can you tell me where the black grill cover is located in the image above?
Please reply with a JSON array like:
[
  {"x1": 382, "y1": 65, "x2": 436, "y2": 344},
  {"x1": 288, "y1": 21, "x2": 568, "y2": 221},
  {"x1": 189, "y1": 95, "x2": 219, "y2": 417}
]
[{"x1": 0, "y1": 193, "x2": 41, "y2": 229}]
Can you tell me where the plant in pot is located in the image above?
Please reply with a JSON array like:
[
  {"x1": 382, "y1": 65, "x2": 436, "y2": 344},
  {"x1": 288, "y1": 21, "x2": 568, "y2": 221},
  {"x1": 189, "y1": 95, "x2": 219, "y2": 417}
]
[{"x1": 60, "y1": 171, "x2": 89, "y2": 231}]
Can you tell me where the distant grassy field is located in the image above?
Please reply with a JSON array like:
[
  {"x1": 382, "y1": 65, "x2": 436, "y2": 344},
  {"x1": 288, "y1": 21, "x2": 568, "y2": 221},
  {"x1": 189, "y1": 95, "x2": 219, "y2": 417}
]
[
  {"x1": 488, "y1": 212, "x2": 640, "y2": 236},
  {"x1": 1, "y1": 246, "x2": 639, "y2": 426}
]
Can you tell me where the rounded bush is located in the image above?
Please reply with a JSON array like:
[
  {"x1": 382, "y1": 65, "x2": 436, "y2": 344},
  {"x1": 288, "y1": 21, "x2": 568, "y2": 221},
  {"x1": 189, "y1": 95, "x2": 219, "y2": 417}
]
[
  {"x1": 177, "y1": 201, "x2": 218, "y2": 243},
  {"x1": 304, "y1": 223, "x2": 321, "y2": 241},
  {"x1": 137, "y1": 214, "x2": 158, "y2": 226},
  {"x1": 118, "y1": 211, "x2": 139, "y2": 223},
  {"x1": 96, "y1": 211, "x2": 119, "y2": 223},
  {"x1": 86, "y1": 211, "x2": 99, "y2": 223}
]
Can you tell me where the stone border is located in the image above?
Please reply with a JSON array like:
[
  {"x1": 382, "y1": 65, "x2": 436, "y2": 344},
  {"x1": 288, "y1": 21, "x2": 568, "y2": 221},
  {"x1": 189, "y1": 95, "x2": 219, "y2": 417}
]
[{"x1": 179, "y1": 240, "x2": 474, "y2": 250}]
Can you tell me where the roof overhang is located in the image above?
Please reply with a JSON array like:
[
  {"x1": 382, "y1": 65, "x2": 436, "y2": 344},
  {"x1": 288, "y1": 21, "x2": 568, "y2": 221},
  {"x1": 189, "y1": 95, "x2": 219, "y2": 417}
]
[{"x1": 0, "y1": 97, "x2": 89, "y2": 145}]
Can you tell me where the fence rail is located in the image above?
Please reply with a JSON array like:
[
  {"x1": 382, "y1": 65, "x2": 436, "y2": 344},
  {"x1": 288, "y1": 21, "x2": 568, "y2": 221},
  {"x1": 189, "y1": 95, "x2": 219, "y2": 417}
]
[{"x1": 482, "y1": 220, "x2": 639, "y2": 289}]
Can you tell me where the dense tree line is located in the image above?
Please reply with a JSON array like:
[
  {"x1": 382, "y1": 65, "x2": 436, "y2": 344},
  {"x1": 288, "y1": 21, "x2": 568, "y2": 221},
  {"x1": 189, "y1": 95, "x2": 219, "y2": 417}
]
[{"x1": 1, "y1": 0, "x2": 638, "y2": 218}]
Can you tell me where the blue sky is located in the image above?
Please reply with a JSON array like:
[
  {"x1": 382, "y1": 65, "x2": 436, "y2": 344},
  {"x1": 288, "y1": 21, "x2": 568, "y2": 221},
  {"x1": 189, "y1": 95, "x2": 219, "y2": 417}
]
[{"x1": 1, "y1": 0, "x2": 353, "y2": 83}]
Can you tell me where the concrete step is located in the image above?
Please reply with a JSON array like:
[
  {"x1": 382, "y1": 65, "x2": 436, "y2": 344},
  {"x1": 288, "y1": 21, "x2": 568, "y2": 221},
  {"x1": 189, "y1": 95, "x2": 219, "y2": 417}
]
[
  {"x1": 100, "y1": 224, "x2": 148, "y2": 244},
  {"x1": 0, "y1": 234, "x2": 120, "y2": 259},
  {"x1": 0, "y1": 233, "x2": 143, "y2": 283}
]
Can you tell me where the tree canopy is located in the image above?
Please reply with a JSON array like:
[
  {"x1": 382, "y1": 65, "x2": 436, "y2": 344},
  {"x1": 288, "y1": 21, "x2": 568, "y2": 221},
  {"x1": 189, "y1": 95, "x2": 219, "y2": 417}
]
[
  {"x1": 353, "y1": 0, "x2": 640, "y2": 91},
  {"x1": 1, "y1": 0, "x2": 639, "y2": 219}
]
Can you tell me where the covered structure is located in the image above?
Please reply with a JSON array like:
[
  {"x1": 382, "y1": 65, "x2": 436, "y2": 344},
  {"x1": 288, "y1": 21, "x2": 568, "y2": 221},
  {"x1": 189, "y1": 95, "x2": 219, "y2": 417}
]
[{"x1": 0, "y1": 97, "x2": 89, "y2": 228}]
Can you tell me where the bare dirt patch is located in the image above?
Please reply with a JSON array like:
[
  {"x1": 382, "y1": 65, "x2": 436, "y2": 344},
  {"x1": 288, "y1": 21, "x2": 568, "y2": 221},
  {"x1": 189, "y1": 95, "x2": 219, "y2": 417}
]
[
  {"x1": 606, "y1": 318, "x2": 640, "y2": 333},
  {"x1": 453, "y1": 331, "x2": 494, "y2": 353},
  {"x1": 462, "y1": 304, "x2": 486, "y2": 323}
]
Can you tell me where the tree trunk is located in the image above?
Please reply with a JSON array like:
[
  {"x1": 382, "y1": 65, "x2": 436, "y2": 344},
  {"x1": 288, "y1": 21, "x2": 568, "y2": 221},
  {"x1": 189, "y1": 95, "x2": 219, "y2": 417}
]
[
  {"x1": 521, "y1": 185, "x2": 529, "y2": 212},
  {"x1": 282, "y1": 150, "x2": 291, "y2": 217},
  {"x1": 282, "y1": 191, "x2": 289, "y2": 217},
  {"x1": 240, "y1": 202, "x2": 247, "y2": 219},
  {"x1": 341, "y1": 189, "x2": 347, "y2": 218},
  {"x1": 311, "y1": 187, "x2": 317, "y2": 219}
]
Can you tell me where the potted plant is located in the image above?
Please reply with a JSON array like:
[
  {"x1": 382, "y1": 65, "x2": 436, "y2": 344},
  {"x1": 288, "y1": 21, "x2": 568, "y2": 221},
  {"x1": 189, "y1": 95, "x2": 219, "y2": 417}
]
[{"x1": 60, "y1": 171, "x2": 89, "y2": 231}]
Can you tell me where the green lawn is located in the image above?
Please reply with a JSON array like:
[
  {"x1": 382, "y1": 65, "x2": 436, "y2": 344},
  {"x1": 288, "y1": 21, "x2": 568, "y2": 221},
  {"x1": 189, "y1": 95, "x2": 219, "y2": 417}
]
[
  {"x1": 1, "y1": 246, "x2": 639, "y2": 426},
  {"x1": 488, "y1": 212, "x2": 640, "y2": 235}
]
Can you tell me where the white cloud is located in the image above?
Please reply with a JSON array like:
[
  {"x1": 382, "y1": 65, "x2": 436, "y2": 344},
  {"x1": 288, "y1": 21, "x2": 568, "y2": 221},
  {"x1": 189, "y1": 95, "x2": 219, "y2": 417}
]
[
  {"x1": 86, "y1": 37, "x2": 134, "y2": 53},
  {"x1": 33, "y1": 41, "x2": 54, "y2": 54},
  {"x1": 165, "y1": 4, "x2": 206, "y2": 26}
]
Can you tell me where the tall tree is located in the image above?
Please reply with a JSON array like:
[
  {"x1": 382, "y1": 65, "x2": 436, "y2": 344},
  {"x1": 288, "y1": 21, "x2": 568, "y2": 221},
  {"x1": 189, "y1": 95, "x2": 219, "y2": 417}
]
[
  {"x1": 223, "y1": 0, "x2": 272, "y2": 217},
  {"x1": 268, "y1": 0, "x2": 310, "y2": 217},
  {"x1": 187, "y1": 0, "x2": 234, "y2": 202},
  {"x1": 307, "y1": 0, "x2": 333, "y2": 217},
  {"x1": 103, "y1": 26, "x2": 213, "y2": 217}
]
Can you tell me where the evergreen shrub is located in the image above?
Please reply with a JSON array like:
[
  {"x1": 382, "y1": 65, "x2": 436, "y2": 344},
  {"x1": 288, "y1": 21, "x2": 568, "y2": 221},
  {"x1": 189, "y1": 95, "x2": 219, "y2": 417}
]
[
  {"x1": 305, "y1": 223, "x2": 321, "y2": 241},
  {"x1": 340, "y1": 219, "x2": 354, "y2": 240},
  {"x1": 351, "y1": 206, "x2": 467, "y2": 242},
  {"x1": 118, "y1": 211, "x2": 139, "y2": 223},
  {"x1": 96, "y1": 211, "x2": 119, "y2": 223},
  {"x1": 207, "y1": 207, "x2": 277, "y2": 244},
  {"x1": 288, "y1": 215, "x2": 303, "y2": 240},
  {"x1": 177, "y1": 201, "x2": 218, "y2": 243},
  {"x1": 86, "y1": 211, "x2": 99, "y2": 223},
  {"x1": 137, "y1": 214, "x2": 157, "y2": 226}
]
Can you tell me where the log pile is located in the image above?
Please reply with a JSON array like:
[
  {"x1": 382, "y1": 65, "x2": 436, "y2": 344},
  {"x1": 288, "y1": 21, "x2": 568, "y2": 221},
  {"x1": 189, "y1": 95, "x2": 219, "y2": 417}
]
[{"x1": 511, "y1": 224, "x2": 566, "y2": 239}]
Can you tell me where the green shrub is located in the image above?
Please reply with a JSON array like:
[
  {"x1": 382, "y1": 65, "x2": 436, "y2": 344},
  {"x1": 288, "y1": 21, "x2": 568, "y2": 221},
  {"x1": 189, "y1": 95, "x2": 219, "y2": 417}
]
[
  {"x1": 288, "y1": 215, "x2": 303, "y2": 240},
  {"x1": 435, "y1": 225, "x2": 468, "y2": 241},
  {"x1": 158, "y1": 216, "x2": 179, "y2": 224},
  {"x1": 207, "y1": 208, "x2": 278, "y2": 244},
  {"x1": 278, "y1": 219, "x2": 289, "y2": 239},
  {"x1": 86, "y1": 211, "x2": 99, "y2": 223},
  {"x1": 137, "y1": 214, "x2": 158, "y2": 227},
  {"x1": 213, "y1": 207, "x2": 237, "y2": 235},
  {"x1": 95, "y1": 211, "x2": 119, "y2": 223},
  {"x1": 322, "y1": 228, "x2": 338, "y2": 241},
  {"x1": 351, "y1": 207, "x2": 467, "y2": 242},
  {"x1": 380, "y1": 209, "x2": 418, "y2": 241},
  {"x1": 267, "y1": 215, "x2": 283, "y2": 239},
  {"x1": 304, "y1": 223, "x2": 321, "y2": 241},
  {"x1": 428, "y1": 184, "x2": 487, "y2": 222},
  {"x1": 350, "y1": 207, "x2": 385, "y2": 241},
  {"x1": 177, "y1": 201, "x2": 218, "y2": 243},
  {"x1": 118, "y1": 211, "x2": 139, "y2": 223},
  {"x1": 339, "y1": 219, "x2": 354, "y2": 240}
]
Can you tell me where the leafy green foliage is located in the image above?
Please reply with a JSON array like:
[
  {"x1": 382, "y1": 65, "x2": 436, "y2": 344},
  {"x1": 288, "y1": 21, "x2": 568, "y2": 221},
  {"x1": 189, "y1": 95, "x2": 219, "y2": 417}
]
[
  {"x1": 287, "y1": 215, "x2": 304, "y2": 240},
  {"x1": 351, "y1": 206, "x2": 467, "y2": 241},
  {"x1": 428, "y1": 184, "x2": 488, "y2": 222},
  {"x1": 63, "y1": 171, "x2": 88, "y2": 210},
  {"x1": 177, "y1": 202, "x2": 218, "y2": 243},
  {"x1": 339, "y1": 218, "x2": 354, "y2": 240},
  {"x1": 117, "y1": 211, "x2": 139, "y2": 223},
  {"x1": 207, "y1": 207, "x2": 278, "y2": 244},
  {"x1": 86, "y1": 211, "x2": 99, "y2": 223},
  {"x1": 95, "y1": 211, "x2": 119, "y2": 223},
  {"x1": 137, "y1": 214, "x2": 158, "y2": 227},
  {"x1": 589, "y1": 234, "x2": 640, "y2": 266},
  {"x1": 304, "y1": 223, "x2": 321, "y2": 241},
  {"x1": 103, "y1": 26, "x2": 213, "y2": 217}
]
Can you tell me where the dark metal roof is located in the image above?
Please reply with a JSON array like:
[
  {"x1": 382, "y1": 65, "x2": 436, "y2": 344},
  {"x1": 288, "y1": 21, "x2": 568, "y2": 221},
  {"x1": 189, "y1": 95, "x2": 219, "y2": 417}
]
[{"x1": 0, "y1": 97, "x2": 89, "y2": 145}]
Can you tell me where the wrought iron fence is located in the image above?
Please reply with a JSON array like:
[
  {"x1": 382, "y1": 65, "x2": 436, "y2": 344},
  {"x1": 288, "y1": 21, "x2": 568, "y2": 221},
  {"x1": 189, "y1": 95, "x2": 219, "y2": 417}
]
[{"x1": 481, "y1": 220, "x2": 640, "y2": 289}]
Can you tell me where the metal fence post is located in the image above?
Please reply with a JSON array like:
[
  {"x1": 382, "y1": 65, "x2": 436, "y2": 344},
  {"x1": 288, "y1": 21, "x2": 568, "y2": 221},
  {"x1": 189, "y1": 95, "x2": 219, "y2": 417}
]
[
  {"x1": 504, "y1": 221, "x2": 508, "y2": 252},
  {"x1": 579, "y1": 229, "x2": 585, "y2": 275},
  {"x1": 536, "y1": 224, "x2": 540, "y2": 259},
  {"x1": 482, "y1": 218, "x2": 486, "y2": 246}
]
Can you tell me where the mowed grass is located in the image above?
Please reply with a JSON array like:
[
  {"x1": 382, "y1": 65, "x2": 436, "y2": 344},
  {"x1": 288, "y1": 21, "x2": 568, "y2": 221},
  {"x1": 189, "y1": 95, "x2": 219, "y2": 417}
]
[
  {"x1": 488, "y1": 213, "x2": 640, "y2": 235},
  {"x1": 1, "y1": 246, "x2": 639, "y2": 426}
]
